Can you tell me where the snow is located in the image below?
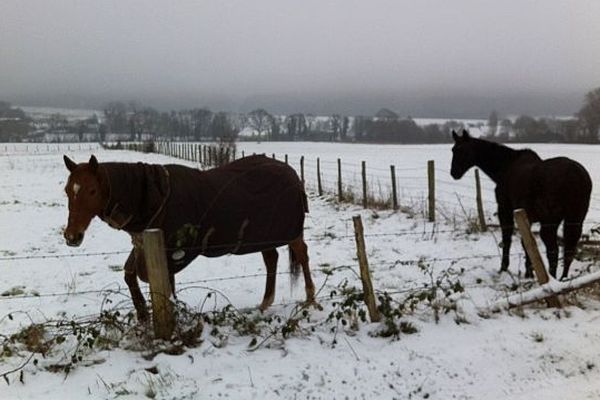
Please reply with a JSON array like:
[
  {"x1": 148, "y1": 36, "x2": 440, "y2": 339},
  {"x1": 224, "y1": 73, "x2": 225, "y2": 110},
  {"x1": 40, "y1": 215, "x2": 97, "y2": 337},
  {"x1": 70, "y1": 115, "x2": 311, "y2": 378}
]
[
  {"x1": 1, "y1": 143, "x2": 600, "y2": 399},
  {"x1": 236, "y1": 142, "x2": 600, "y2": 228}
]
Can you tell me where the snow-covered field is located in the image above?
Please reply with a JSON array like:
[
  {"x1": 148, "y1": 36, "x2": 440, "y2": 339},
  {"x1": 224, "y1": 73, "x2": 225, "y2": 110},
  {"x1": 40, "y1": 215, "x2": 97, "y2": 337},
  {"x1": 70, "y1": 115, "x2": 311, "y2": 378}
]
[
  {"x1": 235, "y1": 142, "x2": 600, "y2": 227},
  {"x1": 2, "y1": 143, "x2": 600, "y2": 399}
]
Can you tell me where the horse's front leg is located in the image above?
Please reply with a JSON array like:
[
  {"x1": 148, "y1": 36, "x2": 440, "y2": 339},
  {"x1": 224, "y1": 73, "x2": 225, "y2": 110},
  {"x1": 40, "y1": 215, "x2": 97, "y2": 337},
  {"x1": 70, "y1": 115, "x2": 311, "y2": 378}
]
[
  {"x1": 124, "y1": 250, "x2": 149, "y2": 322},
  {"x1": 497, "y1": 203, "x2": 514, "y2": 274}
]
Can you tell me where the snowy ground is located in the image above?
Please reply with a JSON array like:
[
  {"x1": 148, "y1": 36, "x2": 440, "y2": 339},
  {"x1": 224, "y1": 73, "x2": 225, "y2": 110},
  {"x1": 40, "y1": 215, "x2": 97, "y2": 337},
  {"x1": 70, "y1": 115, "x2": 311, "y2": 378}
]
[
  {"x1": 1, "y1": 143, "x2": 600, "y2": 399},
  {"x1": 235, "y1": 142, "x2": 600, "y2": 227}
]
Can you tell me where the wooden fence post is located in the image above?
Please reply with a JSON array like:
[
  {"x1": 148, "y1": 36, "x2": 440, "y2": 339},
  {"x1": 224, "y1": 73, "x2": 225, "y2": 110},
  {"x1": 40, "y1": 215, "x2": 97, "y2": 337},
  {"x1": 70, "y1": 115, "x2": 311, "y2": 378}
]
[
  {"x1": 242, "y1": 150, "x2": 245, "y2": 158},
  {"x1": 513, "y1": 209, "x2": 561, "y2": 308},
  {"x1": 475, "y1": 169, "x2": 487, "y2": 232},
  {"x1": 142, "y1": 229, "x2": 176, "y2": 339},
  {"x1": 352, "y1": 215, "x2": 381, "y2": 322},
  {"x1": 337, "y1": 158, "x2": 343, "y2": 202},
  {"x1": 362, "y1": 161, "x2": 367, "y2": 208},
  {"x1": 390, "y1": 165, "x2": 398, "y2": 210},
  {"x1": 300, "y1": 156, "x2": 305, "y2": 186},
  {"x1": 317, "y1": 157, "x2": 323, "y2": 196},
  {"x1": 427, "y1": 160, "x2": 435, "y2": 222},
  {"x1": 284, "y1": 154, "x2": 288, "y2": 164}
]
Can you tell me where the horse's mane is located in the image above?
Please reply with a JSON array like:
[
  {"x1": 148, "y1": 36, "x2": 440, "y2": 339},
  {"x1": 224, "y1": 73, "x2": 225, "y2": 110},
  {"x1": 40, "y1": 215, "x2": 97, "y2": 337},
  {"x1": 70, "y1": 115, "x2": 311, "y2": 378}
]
[{"x1": 473, "y1": 137, "x2": 540, "y2": 161}]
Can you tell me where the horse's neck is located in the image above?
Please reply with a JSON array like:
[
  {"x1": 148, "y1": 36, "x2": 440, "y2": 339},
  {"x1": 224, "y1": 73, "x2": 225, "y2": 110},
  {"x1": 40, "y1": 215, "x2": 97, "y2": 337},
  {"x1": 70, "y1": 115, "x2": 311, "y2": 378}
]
[
  {"x1": 99, "y1": 163, "x2": 145, "y2": 228},
  {"x1": 474, "y1": 141, "x2": 519, "y2": 184}
]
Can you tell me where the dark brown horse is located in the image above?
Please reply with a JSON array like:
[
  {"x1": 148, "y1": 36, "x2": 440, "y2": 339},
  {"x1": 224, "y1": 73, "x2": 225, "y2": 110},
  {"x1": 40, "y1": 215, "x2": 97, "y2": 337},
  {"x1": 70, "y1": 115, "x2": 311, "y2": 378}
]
[
  {"x1": 450, "y1": 130, "x2": 592, "y2": 280},
  {"x1": 63, "y1": 154, "x2": 317, "y2": 321}
]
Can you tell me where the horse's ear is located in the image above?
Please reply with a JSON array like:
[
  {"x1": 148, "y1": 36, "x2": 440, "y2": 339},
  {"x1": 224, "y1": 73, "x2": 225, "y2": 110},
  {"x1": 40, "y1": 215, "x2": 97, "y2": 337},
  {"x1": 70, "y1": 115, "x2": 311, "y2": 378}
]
[
  {"x1": 452, "y1": 130, "x2": 459, "y2": 142},
  {"x1": 462, "y1": 129, "x2": 471, "y2": 139},
  {"x1": 63, "y1": 155, "x2": 77, "y2": 172},
  {"x1": 89, "y1": 155, "x2": 98, "y2": 173}
]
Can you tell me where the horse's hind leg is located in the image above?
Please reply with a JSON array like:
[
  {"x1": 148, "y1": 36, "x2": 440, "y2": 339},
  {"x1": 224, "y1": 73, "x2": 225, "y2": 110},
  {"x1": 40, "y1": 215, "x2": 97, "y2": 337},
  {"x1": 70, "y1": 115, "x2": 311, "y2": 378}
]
[
  {"x1": 289, "y1": 237, "x2": 318, "y2": 308},
  {"x1": 497, "y1": 202, "x2": 514, "y2": 273},
  {"x1": 124, "y1": 251, "x2": 149, "y2": 322},
  {"x1": 562, "y1": 221, "x2": 583, "y2": 280},
  {"x1": 540, "y1": 223, "x2": 559, "y2": 279},
  {"x1": 259, "y1": 248, "x2": 278, "y2": 311}
]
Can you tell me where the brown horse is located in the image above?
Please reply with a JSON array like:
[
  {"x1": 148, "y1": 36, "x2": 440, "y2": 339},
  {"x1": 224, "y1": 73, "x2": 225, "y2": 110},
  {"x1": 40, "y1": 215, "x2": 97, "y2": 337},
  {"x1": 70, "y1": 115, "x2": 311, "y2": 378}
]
[
  {"x1": 450, "y1": 130, "x2": 592, "y2": 280},
  {"x1": 63, "y1": 154, "x2": 317, "y2": 321}
]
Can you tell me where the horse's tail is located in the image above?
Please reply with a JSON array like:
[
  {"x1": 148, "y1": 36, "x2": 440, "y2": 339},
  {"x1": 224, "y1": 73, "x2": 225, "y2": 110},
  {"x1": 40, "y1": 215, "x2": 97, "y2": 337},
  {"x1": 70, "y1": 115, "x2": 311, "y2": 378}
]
[
  {"x1": 289, "y1": 245, "x2": 301, "y2": 286},
  {"x1": 302, "y1": 191, "x2": 309, "y2": 213}
]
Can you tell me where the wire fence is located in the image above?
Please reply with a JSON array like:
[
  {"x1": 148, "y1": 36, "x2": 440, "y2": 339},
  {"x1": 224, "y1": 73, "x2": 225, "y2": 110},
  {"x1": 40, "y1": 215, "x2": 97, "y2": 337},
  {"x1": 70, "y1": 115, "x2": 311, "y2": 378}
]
[
  {"x1": 2, "y1": 142, "x2": 600, "y2": 312},
  {"x1": 0, "y1": 251, "x2": 523, "y2": 302},
  {"x1": 139, "y1": 141, "x2": 600, "y2": 235},
  {"x1": 2, "y1": 218, "x2": 600, "y2": 264},
  {"x1": 2, "y1": 210, "x2": 589, "y2": 304}
]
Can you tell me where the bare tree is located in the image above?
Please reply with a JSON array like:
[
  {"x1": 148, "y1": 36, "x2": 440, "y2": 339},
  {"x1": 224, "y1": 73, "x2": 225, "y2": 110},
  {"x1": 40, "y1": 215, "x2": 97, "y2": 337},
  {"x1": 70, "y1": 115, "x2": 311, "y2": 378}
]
[
  {"x1": 577, "y1": 87, "x2": 600, "y2": 143},
  {"x1": 103, "y1": 101, "x2": 128, "y2": 134},
  {"x1": 487, "y1": 110, "x2": 498, "y2": 137},
  {"x1": 248, "y1": 108, "x2": 273, "y2": 140},
  {"x1": 330, "y1": 114, "x2": 342, "y2": 141},
  {"x1": 285, "y1": 113, "x2": 307, "y2": 140},
  {"x1": 191, "y1": 108, "x2": 213, "y2": 140},
  {"x1": 305, "y1": 113, "x2": 316, "y2": 138}
]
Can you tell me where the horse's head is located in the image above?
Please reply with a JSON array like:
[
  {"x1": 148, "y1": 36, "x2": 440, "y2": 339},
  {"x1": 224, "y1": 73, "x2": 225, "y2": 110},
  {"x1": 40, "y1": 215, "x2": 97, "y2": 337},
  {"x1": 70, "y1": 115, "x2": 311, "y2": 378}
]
[
  {"x1": 450, "y1": 129, "x2": 475, "y2": 179},
  {"x1": 63, "y1": 155, "x2": 108, "y2": 247}
]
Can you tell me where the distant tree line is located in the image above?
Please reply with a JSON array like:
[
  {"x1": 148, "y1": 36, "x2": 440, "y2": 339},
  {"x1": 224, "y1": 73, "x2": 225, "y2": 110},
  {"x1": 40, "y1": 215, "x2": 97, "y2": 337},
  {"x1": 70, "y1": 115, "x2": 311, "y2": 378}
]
[
  {"x1": 0, "y1": 102, "x2": 30, "y2": 141},
  {"x1": 2, "y1": 87, "x2": 600, "y2": 143},
  {"x1": 485, "y1": 87, "x2": 600, "y2": 143},
  {"x1": 100, "y1": 104, "x2": 455, "y2": 143}
]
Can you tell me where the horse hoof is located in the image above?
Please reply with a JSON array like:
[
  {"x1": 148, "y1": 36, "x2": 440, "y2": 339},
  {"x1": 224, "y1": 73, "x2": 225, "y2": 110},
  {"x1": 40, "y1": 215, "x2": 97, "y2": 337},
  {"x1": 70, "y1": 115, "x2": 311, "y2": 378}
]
[
  {"x1": 258, "y1": 298, "x2": 274, "y2": 312},
  {"x1": 302, "y1": 300, "x2": 323, "y2": 311}
]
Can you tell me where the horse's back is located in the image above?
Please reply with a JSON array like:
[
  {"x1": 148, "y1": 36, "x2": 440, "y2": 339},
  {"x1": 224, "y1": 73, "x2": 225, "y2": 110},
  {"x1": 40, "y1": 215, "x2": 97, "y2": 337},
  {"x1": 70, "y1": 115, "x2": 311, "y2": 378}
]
[
  {"x1": 538, "y1": 157, "x2": 592, "y2": 193},
  {"x1": 542, "y1": 156, "x2": 591, "y2": 205},
  {"x1": 529, "y1": 157, "x2": 592, "y2": 221},
  {"x1": 163, "y1": 155, "x2": 307, "y2": 260}
]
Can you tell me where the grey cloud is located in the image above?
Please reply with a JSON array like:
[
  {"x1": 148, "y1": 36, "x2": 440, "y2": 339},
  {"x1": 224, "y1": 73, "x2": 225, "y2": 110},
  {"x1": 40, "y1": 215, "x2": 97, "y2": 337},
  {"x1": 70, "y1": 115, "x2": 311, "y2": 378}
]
[{"x1": 1, "y1": 0, "x2": 599, "y2": 115}]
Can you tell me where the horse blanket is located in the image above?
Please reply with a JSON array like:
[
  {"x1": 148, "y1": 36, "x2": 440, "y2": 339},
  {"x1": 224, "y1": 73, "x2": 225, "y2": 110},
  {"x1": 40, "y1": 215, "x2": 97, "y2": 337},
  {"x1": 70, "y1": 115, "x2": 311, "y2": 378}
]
[{"x1": 98, "y1": 155, "x2": 308, "y2": 281}]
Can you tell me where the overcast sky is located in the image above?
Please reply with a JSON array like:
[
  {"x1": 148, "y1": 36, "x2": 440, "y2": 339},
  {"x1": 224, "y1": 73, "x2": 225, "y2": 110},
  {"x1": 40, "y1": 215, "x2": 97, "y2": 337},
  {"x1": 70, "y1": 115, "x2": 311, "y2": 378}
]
[{"x1": 1, "y1": 0, "x2": 599, "y2": 116}]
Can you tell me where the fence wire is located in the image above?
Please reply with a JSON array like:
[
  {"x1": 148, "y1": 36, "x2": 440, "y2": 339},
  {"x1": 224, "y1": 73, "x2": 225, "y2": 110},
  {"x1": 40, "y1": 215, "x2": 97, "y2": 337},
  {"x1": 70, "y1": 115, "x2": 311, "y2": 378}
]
[{"x1": 3, "y1": 143, "x2": 600, "y2": 311}]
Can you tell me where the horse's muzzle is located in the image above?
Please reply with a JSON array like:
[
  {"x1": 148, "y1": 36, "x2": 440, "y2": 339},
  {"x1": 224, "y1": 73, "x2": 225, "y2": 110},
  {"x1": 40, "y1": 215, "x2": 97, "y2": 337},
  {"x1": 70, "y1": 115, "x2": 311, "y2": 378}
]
[
  {"x1": 450, "y1": 167, "x2": 463, "y2": 180},
  {"x1": 65, "y1": 232, "x2": 84, "y2": 247}
]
